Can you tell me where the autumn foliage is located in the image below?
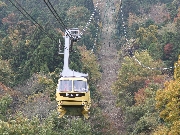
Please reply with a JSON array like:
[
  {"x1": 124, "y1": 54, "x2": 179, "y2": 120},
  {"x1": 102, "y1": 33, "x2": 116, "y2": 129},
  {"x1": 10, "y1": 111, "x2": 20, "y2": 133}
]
[
  {"x1": 154, "y1": 55, "x2": 180, "y2": 134},
  {"x1": 164, "y1": 43, "x2": 173, "y2": 59}
]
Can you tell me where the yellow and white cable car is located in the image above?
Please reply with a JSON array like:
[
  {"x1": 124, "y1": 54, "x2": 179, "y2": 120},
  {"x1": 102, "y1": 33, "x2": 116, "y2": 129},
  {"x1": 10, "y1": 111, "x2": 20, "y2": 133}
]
[
  {"x1": 56, "y1": 77, "x2": 91, "y2": 119},
  {"x1": 56, "y1": 28, "x2": 91, "y2": 119}
]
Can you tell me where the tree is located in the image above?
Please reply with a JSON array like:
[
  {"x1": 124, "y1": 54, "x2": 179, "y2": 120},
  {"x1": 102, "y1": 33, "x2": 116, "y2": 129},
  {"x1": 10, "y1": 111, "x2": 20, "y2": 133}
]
[
  {"x1": 69, "y1": 47, "x2": 83, "y2": 72},
  {"x1": 154, "y1": 55, "x2": 180, "y2": 134},
  {"x1": 148, "y1": 3, "x2": 170, "y2": 24},
  {"x1": 62, "y1": 118, "x2": 92, "y2": 135},
  {"x1": 0, "y1": 94, "x2": 12, "y2": 121},
  {"x1": 0, "y1": 37, "x2": 13, "y2": 60},
  {"x1": 148, "y1": 43, "x2": 162, "y2": 60},
  {"x1": 66, "y1": 6, "x2": 90, "y2": 27},
  {"x1": 78, "y1": 46, "x2": 101, "y2": 85},
  {"x1": 121, "y1": 0, "x2": 140, "y2": 18},
  {"x1": 0, "y1": 113, "x2": 55, "y2": 135},
  {"x1": 78, "y1": 45, "x2": 102, "y2": 102},
  {"x1": 112, "y1": 50, "x2": 162, "y2": 108},
  {"x1": 84, "y1": 0, "x2": 94, "y2": 12},
  {"x1": 163, "y1": 43, "x2": 173, "y2": 59},
  {"x1": 2, "y1": 13, "x2": 17, "y2": 26},
  {"x1": 0, "y1": 1, "x2": 7, "y2": 29},
  {"x1": 126, "y1": 81, "x2": 165, "y2": 134},
  {"x1": 136, "y1": 25, "x2": 158, "y2": 49},
  {"x1": 0, "y1": 59, "x2": 13, "y2": 86}
]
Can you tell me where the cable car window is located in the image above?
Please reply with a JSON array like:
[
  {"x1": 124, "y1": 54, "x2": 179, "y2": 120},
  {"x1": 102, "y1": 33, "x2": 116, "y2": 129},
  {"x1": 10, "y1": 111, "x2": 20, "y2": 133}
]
[
  {"x1": 73, "y1": 80, "x2": 88, "y2": 92},
  {"x1": 58, "y1": 80, "x2": 72, "y2": 92}
]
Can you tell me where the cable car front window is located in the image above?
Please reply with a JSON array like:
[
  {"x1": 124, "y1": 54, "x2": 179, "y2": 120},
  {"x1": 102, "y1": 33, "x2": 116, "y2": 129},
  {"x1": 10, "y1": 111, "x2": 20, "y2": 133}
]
[
  {"x1": 73, "y1": 80, "x2": 88, "y2": 92},
  {"x1": 58, "y1": 80, "x2": 72, "y2": 92}
]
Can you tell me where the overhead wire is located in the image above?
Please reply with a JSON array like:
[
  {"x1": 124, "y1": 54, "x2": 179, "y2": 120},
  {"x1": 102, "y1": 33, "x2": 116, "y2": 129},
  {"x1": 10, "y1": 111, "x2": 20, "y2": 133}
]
[
  {"x1": 44, "y1": 0, "x2": 101, "y2": 52},
  {"x1": 43, "y1": 0, "x2": 72, "y2": 38},
  {"x1": 7, "y1": 0, "x2": 57, "y2": 42},
  {"x1": 92, "y1": 0, "x2": 101, "y2": 52},
  {"x1": 79, "y1": 0, "x2": 101, "y2": 36},
  {"x1": 44, "y1": 0, "x2": 101, "y2": 41},
  {"x1": 9, "y1": 0, "x2": 101, "y2": 52},
  {"x1": 74, "y1": 0, "x2": 102, "y2": 52},
  {"x1": 43, "y1": 0, "x2": 67, "y2": 29}
]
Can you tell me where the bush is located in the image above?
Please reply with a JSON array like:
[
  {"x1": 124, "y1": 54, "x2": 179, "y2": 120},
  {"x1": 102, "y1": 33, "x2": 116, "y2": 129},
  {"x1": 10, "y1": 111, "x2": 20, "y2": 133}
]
[{"x1": 0, "y1": 94, "x2": 12, "y2": 121}]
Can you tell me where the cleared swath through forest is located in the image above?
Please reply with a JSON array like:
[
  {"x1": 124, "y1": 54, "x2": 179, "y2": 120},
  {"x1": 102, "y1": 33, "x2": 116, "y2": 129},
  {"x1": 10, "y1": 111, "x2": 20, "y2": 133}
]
[{"x1": 94, "y1": 0, "x2": 125, "y2": 134}]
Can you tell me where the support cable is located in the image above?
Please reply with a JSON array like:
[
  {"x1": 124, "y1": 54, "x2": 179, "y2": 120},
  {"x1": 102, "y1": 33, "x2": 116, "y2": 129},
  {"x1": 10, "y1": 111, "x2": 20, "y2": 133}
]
[
  {"x1": 43, "y1": 0, "x2": 72, "y2": 38},
  {"x1": 8, "y1": 0, "x2": 57, "y2": 42}
]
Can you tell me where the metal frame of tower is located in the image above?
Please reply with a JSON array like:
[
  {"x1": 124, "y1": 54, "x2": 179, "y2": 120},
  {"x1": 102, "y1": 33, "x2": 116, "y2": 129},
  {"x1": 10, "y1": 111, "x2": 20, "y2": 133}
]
[{"x1": 59, "y1": 28, "x2": 88, "y2": 77}]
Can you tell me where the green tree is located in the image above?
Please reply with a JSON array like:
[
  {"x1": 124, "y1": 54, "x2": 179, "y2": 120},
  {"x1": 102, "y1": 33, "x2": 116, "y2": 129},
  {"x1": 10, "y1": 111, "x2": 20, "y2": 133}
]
[
  {"x1": 84, "y1": 0, "x2": 94, "y2": 12},
  {"x1": 62, "y1": 118, "x2": 92, "y2": 135},
  {"x1": 136, "y1": 25, "x2": 158, "y2": 50},
  {"x1": 69, "y1": 47, "x2": 83, "y2": 72},
  {"x1": 0, "y1": 59, "x2": 13, "y2": 86},
  {"x1": 148, "y1": 43, "x2": 162, "y2": 60},
  {"x1": 66, "y1": 6, "x2": 90, "y2": 28},
  {"x1": 0, "y1": 1, "x2": 7, "y2": 30},
  {"x1": 78, "y1": 46, "x2": 101, "y2": 84},
  {"x1": 0, "y1": 113, "x2": 55, "y2": 135},
  {"x1": 0, "y1": 94, "x2": 12, "y2": 121},
  {"x1": 0, "y1": 37, "x2": 13, "y2": 60}
]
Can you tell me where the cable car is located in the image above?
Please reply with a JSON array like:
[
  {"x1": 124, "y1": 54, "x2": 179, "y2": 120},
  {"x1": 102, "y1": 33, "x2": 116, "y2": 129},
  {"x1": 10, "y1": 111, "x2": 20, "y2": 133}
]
[
  {"x1": 56, "y1": 77, "x2": 91, "y2": 119},
  {"x1": 56, "y1": 28, "x2": 91, "y2": 119}
]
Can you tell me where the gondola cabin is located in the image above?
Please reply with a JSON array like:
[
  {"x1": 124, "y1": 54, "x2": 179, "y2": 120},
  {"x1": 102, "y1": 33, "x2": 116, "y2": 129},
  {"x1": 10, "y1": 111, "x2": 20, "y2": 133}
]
[{"x1": 56, "y1": 76, "x2": 91, "y2": 119}]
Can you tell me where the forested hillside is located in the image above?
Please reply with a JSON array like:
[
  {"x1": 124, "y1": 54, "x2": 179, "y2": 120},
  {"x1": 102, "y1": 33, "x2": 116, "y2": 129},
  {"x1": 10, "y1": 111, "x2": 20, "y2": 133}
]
[
  {"x1": 112, "y1": 0, "x2": 180, "y2": 134},
  {"x1": 0, "y1": 0, "x2": 104, "y2": 134},
  {"x1": 0, "y1": 0, "x2": 180, "y2": 134}
]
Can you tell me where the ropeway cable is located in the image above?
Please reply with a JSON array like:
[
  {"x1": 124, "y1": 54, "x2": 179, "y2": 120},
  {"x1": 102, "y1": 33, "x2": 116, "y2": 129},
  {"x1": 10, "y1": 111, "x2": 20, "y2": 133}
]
[
  {"x1": 79, "y1": 0, "x2": 101, "y2": 36},
  {"x1": 76, "y1": 0, "x2": 102, "y2": 52},
  {"x1": 8, "y1": 0, "x2": 57, "y2": 42},
  {"x1": 43, "y1": 0, "x2": 72, "y2": 38},
  {"x1": 45, "y1": 0, "x2": 101, "y2": 51}
]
